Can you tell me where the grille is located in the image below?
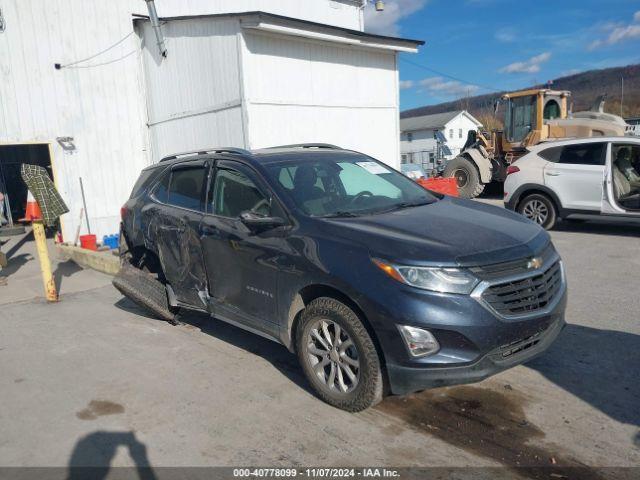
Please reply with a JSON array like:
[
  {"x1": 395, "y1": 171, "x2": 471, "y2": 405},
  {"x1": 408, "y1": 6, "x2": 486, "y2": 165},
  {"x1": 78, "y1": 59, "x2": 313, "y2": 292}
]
[
  {"x1": 470, "y1": 244, "x2": 556, "y2": 281},
  {"x1": 482, "y1": 261, "x2": 563, "y2": 317}
]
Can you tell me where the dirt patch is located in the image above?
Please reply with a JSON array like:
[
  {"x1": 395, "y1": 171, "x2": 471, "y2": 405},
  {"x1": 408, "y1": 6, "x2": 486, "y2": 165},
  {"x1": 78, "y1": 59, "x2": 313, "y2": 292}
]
[
  {"x1": 76, "y1": 400, "x2": 125, "y2": 420},
  {"x1": 377, "y1": 384, "x2": 605, "y2": 480}
]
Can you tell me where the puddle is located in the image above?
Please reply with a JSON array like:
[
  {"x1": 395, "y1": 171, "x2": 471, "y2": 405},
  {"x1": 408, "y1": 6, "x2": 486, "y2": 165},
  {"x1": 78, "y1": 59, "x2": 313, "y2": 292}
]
[
  {"x1": 377, "y1": 385, "x2": 605, "y2": 480},
  {"x1": 76, "y1": 400, "x2": 125, "y2": 420}
]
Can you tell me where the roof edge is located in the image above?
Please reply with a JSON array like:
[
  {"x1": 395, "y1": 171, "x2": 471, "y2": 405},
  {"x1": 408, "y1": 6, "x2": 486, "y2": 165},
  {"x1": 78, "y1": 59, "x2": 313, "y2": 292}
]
[{"x1": 132, "y1": 11, "x2": 425, "y2": 47}]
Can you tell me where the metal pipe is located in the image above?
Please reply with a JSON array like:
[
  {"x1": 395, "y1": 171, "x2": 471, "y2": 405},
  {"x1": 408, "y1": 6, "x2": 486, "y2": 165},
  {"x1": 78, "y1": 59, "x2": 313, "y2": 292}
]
[
  {"x1": 144, "y1": 0, "x2": 167, "y2": 58},
  {"x1": 79, "y1": 177, "x2": 91, "y2": 235}
]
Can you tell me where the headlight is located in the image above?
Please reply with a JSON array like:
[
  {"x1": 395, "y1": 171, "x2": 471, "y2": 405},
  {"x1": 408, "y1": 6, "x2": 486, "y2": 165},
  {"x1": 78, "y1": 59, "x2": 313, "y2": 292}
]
[
  {"x1": 373, "y1": 259, "x2": 479, "y2": 294},
  {"x1": 398, "y1": 325, "x2": 440, "y2": 357}
]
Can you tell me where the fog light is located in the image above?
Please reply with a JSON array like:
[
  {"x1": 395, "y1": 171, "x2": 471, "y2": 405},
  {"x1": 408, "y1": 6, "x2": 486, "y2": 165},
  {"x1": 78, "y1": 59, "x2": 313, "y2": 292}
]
[{"x1": 398, "y1": 325, "x2": 439, "y2": 357}]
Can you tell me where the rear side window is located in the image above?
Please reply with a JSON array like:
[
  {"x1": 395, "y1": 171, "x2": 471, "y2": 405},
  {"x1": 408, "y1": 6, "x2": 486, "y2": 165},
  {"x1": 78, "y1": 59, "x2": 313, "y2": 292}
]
[
  {"x1": 167, "y1": 167, "x2": 207, "y2": 210},
  {"x1": 130, "y1": 169, "x2": 156, "y2": 198},
  {"x1": 539, "y1": 143, "x2": 606, "y2": 166},
  {"x1": 152, "y1": 171, "x2": 171, "y2": 203}
]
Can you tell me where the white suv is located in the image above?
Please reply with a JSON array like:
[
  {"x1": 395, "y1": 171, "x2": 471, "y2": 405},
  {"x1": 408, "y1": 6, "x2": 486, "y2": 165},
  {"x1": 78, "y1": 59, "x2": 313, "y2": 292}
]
[{"x1": 504, "y1": 137, "x2": 640, "y2": 229}]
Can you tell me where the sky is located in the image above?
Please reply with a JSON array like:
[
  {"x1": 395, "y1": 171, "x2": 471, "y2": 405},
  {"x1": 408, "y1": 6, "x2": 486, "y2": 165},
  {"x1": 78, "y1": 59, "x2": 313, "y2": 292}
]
[{"x1": 363, "y1": 0, "x2": 640, "y2": 111}]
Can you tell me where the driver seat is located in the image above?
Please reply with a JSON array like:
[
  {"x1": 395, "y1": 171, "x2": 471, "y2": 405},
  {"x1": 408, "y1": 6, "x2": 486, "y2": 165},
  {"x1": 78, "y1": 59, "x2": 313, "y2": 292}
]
[{"x1": 292, "y1": 165, "x2": 325, "y2": 206}]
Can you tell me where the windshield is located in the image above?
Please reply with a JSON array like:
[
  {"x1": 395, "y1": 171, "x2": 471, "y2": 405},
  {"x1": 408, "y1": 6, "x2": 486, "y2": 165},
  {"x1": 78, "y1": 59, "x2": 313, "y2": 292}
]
[{"x1": 266, "y1": 156, "x2": 437, "y2": 217}]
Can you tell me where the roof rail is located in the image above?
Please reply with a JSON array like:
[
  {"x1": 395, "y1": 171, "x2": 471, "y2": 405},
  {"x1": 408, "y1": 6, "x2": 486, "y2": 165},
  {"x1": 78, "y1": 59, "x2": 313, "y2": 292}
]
[
  {"x1": 266, "y1": 143, "x2": 342, "y2": 150},
  {"x1": 160, "y1": 147, "x2": 252, "y2": 162}
]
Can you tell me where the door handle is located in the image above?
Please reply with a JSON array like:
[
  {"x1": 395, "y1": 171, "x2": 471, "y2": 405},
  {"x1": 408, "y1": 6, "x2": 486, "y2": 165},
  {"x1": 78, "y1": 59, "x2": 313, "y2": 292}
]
[{"x1": 545, "y1": 171, "x2": 561, "y2": 176}]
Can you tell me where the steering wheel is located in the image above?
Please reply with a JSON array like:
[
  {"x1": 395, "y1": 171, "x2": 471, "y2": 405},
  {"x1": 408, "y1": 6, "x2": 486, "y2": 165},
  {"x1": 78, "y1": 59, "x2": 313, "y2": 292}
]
[{"x1": 350, "y1": 190, "x2": 374, "y2": 205}]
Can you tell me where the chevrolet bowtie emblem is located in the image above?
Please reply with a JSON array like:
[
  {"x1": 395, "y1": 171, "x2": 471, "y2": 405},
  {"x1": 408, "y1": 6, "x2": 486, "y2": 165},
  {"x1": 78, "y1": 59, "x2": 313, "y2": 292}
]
[{"x1": 527, "y1": 257, "x2": 543, "y2": 270}]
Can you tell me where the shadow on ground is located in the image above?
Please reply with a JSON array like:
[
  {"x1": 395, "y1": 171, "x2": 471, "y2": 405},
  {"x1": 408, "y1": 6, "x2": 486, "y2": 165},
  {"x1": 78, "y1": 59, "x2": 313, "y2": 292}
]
[
  {"x1": 527, "y1": 323, "x2": 640, "y2": 447},
  {"x1": 177, "y1": 310, "x2": 313, "y2": 395},
  {"x1": 114, "y1": 297, "x2": 312, "y2": 395},
  {"x1": 67, "y1": 430, "x2": 156, "y2": 480},
  {"x1": 0, "y1": 231, "x2": 34, "y2": 278},
  {"x1": 553, "y1": 219, "x2": 640, "y2": 237},
  {"x1": 53, "y1": 259, "x2": 83, "y2": 291}
]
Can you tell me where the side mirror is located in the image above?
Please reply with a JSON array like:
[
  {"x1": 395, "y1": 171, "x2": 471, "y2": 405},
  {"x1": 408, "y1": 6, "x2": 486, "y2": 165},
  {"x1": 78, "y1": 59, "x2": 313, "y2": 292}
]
[{"x1": 239, "y1": 211, "x2": 286, "y2": 230}]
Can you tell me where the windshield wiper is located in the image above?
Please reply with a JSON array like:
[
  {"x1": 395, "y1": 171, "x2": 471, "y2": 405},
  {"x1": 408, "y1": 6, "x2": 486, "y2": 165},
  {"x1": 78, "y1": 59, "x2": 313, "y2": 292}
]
[
  {"x1": 378, "y1": 199, "x2": 433, "y2": 214},
  {"x1": 321, "y1": 211, "x2": 360, "y2": 218}
]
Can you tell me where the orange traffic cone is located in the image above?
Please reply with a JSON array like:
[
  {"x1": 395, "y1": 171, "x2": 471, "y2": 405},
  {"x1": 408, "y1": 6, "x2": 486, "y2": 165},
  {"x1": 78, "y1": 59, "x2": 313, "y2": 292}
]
[{"x1": 20, "y1": 190, "x2": 43, "y2": 223}]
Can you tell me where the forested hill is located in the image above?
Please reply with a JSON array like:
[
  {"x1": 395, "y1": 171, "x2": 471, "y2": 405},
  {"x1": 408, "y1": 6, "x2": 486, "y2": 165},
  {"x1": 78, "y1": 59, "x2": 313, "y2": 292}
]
[{"x1": 401, "y1": 64, "x2": 640, "y2": 126}]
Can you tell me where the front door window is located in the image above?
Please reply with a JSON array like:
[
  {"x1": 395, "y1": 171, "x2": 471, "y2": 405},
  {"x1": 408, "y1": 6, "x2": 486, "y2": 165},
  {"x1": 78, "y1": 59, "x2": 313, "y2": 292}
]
[{"x1": 212, "y1": 168, "x2": 271, "y2": 218}]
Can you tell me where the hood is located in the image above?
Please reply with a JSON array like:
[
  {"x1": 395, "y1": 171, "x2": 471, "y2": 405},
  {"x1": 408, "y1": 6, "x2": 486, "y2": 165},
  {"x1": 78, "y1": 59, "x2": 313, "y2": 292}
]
[{"x1": 320, "y1": 197, "x2": 549, "y2": 266}]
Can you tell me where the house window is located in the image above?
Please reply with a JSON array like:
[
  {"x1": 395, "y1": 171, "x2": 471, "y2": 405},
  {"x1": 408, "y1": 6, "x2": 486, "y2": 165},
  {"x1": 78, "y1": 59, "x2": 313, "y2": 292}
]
[
  {"x1": 459, "y1": 129, "x2": 463, "y2": 138},
  {"x1": 407, "y1": 132, "x2": 413, "y2": 142},
  {"x1": 449, "y1": 129, "x2": 453, "y2": 139},
  {"x1": 433, "y1": 130, "x2": 438, "y2": 139}
]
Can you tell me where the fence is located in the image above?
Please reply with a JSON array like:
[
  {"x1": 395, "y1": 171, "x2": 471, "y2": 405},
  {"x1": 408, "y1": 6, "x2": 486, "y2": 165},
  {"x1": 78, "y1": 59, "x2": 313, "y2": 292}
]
[{"x1": 401, "y1": 147, "x2": 460, "y2": 175}]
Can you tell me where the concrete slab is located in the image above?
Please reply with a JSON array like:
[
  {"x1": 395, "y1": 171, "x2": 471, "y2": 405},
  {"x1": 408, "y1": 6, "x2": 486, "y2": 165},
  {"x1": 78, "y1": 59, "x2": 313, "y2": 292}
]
[{"x1": 0, "y1": 229, "x2": 112, "y2": 306}]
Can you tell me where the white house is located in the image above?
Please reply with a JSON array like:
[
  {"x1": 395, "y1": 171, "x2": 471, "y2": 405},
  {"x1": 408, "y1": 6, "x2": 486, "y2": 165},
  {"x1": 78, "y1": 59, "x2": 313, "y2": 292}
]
[
  {"x1": 400, "y1": 110, "x2": 482, "y2": 167},
  {"x1": 0, "y1": 0, "x2": 423, "y2": 241}
]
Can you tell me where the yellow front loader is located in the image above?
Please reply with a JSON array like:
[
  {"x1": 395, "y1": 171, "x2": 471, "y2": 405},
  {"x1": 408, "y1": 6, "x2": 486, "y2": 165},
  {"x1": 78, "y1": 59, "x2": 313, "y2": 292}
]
[{"x1": 444, "y1": 89, "x2": 633, "y2": 198}]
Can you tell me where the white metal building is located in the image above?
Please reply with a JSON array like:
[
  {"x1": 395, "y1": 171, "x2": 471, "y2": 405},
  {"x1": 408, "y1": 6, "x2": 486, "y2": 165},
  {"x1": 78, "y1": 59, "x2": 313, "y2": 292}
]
[
  {"x1": 0, "y1": 0, "x2": 422, "y2": 241},
  {"x1": 400, "y1": 110, "x2": 482, "y2": 163}
]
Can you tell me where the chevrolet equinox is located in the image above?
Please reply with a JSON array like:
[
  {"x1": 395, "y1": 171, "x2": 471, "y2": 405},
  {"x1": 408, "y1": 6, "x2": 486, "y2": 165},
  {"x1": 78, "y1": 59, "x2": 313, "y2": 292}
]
[{"x1": 117, "y1": 144, "x2": 567, "y2": 411}]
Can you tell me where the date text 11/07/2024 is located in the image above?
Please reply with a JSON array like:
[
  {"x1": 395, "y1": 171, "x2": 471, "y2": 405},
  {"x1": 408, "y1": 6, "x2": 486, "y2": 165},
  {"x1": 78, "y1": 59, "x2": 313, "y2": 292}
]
[{"x1": 232, "y1": 468, "x2": 400, "y2": 478}]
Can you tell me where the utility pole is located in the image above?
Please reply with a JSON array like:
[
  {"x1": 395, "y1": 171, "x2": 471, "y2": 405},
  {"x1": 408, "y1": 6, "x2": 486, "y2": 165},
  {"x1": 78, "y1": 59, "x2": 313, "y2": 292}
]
[{"x1": 621, "y1": 76, "x2": 624, "y2": 117}]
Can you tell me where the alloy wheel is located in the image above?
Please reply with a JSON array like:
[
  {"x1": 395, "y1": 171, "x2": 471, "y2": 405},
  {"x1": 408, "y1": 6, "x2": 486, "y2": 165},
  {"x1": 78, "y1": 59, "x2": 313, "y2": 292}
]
[
  {"x1": 306, "y1": 319, "x2": 360, "y2": 394},
  {"x1": 522, "y1": 199, "x2": 549, "y2": 225}
]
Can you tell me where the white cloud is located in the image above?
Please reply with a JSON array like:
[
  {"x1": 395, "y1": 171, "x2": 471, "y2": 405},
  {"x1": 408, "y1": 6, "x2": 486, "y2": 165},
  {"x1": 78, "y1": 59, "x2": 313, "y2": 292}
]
[
  {"x1": 499, "y1": 52, "x2": 551, "y2": 74},
  {"x1": 494, "y1": 27, "x2": 516, "y2": 43},
  {"x1": 416, "y1": 77, "x2": 479, "y2": 97},
  {"x1": 589, "y1": 11, "x2": 640, "y2": 49},
  {"x1": 399, "y1": 80, "x2": 415, "y2": 89},
  {"x1": 364, "y1": 0, "x2": 428, "y2": 36}
]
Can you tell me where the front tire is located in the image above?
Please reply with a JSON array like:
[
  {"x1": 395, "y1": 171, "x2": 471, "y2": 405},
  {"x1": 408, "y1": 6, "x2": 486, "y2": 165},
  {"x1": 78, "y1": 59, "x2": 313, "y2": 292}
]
[
  {"x1": 517, "y1": 193, "x2": 558, "y2": 230},
  {"x1": 296, "y1": 297, "x2": 383, "y2": 412},
  {"x1": 443, "y1": 156, "x2": 485, "y2": 199}
]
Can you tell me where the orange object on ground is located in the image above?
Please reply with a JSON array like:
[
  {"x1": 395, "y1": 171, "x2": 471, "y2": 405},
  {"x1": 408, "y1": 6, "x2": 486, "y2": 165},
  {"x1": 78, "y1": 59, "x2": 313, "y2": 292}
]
[
  {"x1": 20, "y1": 190, "x2": 43, "y2": 222},
  {"x1": 418, "y1": 177, "x2": 459, "y2": 197},
  {"x1": 79, "y1": 234, "x2": 98, "y2": 251}
]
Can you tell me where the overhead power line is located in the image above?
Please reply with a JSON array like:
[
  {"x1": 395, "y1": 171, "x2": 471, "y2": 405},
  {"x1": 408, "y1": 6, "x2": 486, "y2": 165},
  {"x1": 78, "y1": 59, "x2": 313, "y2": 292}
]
[
  {"x1": 55, "y1": 31, "x2": 134, "y2": 70},
  {"x1": 399, "y1": 57, "x2": 504, "y2": 93}
]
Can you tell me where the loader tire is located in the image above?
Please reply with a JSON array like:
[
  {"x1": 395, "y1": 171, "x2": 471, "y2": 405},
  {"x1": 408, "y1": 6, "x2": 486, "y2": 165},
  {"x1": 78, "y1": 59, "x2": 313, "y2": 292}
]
[
  {"x1": 443, "y1": 156, "x2": 485, "y2": 199},
  {"x1": 112, "y1": 265, "x2": 177, "y2": 324}
]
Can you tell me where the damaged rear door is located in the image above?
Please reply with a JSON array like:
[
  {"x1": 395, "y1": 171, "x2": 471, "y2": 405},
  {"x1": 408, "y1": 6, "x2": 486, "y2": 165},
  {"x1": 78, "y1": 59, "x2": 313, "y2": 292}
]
[{"x1": 154, "y1": 160, "x2": 210, "y2": 309}]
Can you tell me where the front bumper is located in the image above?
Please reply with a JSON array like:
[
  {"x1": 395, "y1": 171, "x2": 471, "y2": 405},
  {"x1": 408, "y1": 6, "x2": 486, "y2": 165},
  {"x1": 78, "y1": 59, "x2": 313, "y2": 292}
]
[
  {"x1": 358, "y1": 246, "x2": 567, "y2": 395},
  {"x1": 386, "y1": 313, "x2": 565, "y2": 395},
  {"x1": 504, "y1": 195, "x2": 518, "y2": 211}
]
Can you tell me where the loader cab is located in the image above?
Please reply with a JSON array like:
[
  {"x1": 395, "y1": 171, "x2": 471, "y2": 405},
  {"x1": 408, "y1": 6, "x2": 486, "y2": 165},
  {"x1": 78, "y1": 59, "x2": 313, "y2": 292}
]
[{"x1": 502, "y1": 90, "x2": 570, "y2": 148}]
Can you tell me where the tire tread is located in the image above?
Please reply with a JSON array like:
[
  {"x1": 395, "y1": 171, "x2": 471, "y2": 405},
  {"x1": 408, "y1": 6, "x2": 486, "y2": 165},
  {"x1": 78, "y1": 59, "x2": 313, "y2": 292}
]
[{"x1": 296, "y1": 297, "x2": 383, "y2": 412}]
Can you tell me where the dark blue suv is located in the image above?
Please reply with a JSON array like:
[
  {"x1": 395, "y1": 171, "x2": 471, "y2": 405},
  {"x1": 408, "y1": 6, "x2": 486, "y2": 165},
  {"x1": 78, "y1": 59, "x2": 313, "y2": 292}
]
[{"x1": 118, "y1": 144, "x2": 567, "y2": 411}]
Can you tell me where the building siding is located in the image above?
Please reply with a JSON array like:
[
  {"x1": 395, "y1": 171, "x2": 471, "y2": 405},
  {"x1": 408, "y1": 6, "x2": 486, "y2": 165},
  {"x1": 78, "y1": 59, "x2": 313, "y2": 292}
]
[
  {"x1": 0, "y1": 0, "x2": 151, "y2": 240},
  {"x1": 138, "y1": 18, "x2": 247, "y2": 161},
  {"x1": 242, "y1": 31, "x2": 400, "y2": 166}
]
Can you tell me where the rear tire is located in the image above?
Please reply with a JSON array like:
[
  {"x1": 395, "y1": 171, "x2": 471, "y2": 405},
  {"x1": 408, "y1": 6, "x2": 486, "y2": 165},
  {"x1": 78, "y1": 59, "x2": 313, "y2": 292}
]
[
  {"x1": 443, "y1": 156, "x2": 485, "y2": 199},
  {"x1": 517, "y1": 193, "x2": 557, "y2": 230},
  {"x1": 296, "y1": 297, "x2": 383, "y2": 412},
  {"x1": 112, "y1": 264, "x2": 177, "y2": 324}
]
